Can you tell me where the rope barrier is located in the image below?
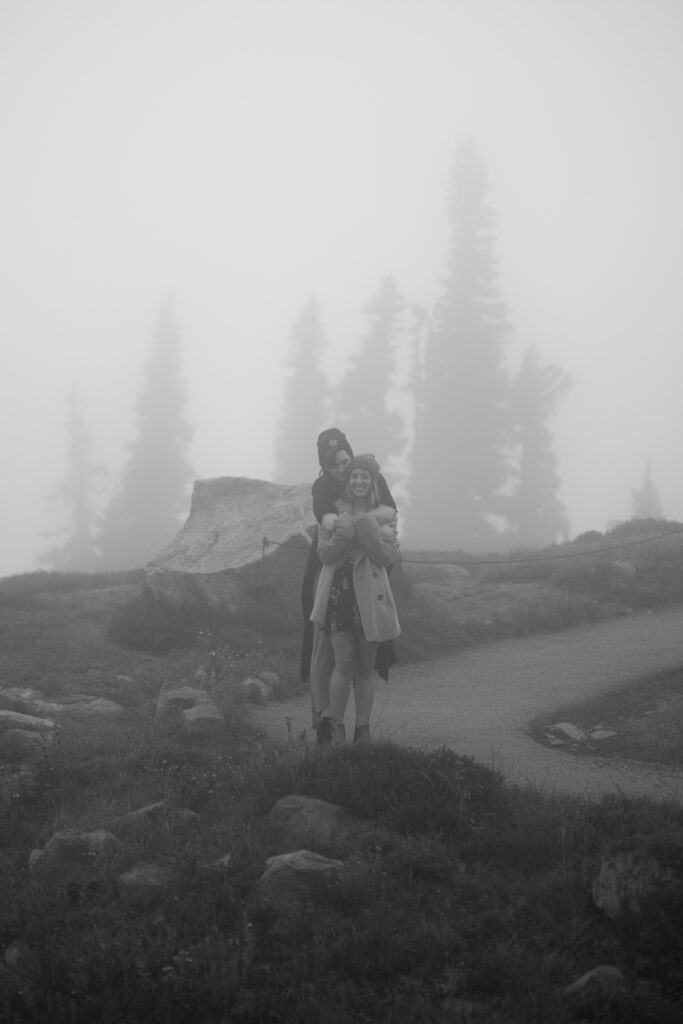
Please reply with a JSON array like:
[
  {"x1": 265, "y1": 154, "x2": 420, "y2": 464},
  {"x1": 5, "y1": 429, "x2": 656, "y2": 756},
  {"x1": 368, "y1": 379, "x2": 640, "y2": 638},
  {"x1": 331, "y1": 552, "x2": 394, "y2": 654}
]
[{"x1": 261, "y1": 526, "x2": 683, "y2": 568}]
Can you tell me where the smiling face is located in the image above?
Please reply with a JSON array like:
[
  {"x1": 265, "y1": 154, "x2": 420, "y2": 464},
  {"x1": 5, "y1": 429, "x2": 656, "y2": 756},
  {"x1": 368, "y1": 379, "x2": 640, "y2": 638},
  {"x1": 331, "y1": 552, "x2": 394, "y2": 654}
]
[
  {"x1": 347, "y1": 467, "x2": 373, "y2": 499},
  {"x1": 327, "y1": 448, "x2": 352, "y2": 483}
]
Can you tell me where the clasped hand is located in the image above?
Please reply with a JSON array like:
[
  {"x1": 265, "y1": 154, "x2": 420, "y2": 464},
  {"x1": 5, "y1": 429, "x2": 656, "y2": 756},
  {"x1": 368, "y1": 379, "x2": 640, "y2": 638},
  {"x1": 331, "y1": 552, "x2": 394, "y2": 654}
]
[{"x1": 331, "y1": 513, "x2": 355, "y2": 540}]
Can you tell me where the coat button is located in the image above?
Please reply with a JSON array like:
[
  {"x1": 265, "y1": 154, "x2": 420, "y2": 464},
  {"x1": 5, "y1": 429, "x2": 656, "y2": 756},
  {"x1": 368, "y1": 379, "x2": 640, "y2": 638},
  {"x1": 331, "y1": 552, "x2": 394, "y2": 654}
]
[
  {"x1": 372, "y1": 571, "x2": 378, "y2": 577},
  {"x1": 377, "y1": 594, "x2": 383, "y2": 600}
]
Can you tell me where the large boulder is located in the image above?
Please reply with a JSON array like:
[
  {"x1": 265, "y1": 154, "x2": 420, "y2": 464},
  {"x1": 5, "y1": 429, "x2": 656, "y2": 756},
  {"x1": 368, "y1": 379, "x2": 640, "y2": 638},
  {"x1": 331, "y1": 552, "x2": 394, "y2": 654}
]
[{"x1": 146, "y1": 476, "x2": 316, "y2": 611}]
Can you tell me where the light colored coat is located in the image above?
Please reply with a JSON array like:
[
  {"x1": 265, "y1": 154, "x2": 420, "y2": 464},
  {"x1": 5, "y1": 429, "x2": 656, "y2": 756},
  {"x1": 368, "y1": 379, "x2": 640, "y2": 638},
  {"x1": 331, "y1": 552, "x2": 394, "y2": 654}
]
[{"x1": 310, "y1": 512, "x2": 401, "y2": 643}]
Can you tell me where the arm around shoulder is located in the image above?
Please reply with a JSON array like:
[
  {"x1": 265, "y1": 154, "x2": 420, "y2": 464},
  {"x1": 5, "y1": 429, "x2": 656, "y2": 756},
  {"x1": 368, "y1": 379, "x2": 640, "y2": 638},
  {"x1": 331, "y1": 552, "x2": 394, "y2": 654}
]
[{"x1": 353, "y1": 513, "x2": 399, "y2": 567}]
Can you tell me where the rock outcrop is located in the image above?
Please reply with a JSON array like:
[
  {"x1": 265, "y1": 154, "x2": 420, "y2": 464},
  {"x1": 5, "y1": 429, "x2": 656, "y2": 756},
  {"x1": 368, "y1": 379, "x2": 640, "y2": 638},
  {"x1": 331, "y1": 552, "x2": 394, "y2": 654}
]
[{"x1": 145, "y1": 476, "x2": 316, "y2": 611}]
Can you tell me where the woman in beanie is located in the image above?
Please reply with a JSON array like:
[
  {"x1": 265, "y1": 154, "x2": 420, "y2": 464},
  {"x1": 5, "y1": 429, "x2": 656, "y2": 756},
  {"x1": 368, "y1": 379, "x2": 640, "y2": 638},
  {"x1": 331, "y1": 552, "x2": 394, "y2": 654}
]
[
  {"x1": 310, "y1": 454, "x2": 401, "y2": 744},
  {"x1": 300, "y1": 429, "x2": 397, "y2": 742}
]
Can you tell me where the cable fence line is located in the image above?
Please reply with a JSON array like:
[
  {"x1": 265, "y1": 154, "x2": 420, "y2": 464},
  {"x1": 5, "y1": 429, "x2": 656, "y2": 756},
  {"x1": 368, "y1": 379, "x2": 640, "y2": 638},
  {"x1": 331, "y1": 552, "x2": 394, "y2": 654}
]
[{"x1": 261, "y1": 526, "x2": 683, "y2": 569}]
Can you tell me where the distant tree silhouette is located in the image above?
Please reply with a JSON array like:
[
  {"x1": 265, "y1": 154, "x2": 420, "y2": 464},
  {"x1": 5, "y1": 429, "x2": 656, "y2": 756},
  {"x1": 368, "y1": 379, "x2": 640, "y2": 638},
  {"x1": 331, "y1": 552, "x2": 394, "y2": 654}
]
[
  {"x1": 41, "y1": 390, "x2": 102, "y2": 571},
  {"x1": 334, "y1": 276, "x2": 404, "y2": 466},
  {"x1": 98, "y1": 298, "x2": 193, "y2": 569},
  {"x1": 631, "y1": 461, "x2": 664, "y2": 519},
  {"x1": 408, "y1": 137, "x2": 511, "y2": 550},
  {"x1": 506, "y1": 348, "x2": 572, "y2": 546},
  {"x1": 272, "y1": 297, "x2": 328, "y2": 484}
]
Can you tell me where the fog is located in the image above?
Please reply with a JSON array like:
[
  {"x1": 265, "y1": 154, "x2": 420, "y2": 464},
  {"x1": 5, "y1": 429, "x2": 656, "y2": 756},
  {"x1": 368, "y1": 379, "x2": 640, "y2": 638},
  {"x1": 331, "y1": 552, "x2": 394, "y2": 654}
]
[{"x1": 2, "y1": 0, "x2": 682, "y2": 578}]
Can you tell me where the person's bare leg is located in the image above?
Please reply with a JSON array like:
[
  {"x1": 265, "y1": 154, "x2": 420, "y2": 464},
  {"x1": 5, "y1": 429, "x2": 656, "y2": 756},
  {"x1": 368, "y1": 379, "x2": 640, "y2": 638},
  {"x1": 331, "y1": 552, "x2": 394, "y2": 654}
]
[
  {"x1": 329, "y1": 631, "x2": 356, "y2": 738},
  {"x1": 353, "y1": 638, "x2": 378, "y2": 739},
  {"x1": 309, "y1": 626, "x2": 334, "y2": 727}
]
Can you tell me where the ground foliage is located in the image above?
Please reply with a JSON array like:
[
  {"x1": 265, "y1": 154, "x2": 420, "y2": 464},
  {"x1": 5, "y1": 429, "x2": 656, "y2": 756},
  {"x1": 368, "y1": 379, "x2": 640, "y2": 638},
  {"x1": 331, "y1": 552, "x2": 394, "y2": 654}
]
[{"x1": 1, "y1": 537, "x2": 683, "y2": 1022}]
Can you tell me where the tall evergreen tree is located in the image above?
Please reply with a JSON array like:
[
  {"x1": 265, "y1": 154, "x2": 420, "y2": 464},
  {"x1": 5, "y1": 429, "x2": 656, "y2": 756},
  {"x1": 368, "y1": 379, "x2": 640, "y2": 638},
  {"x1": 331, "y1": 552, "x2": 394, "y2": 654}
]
[
  {"x1": 334, "y1": 276, "x2": 404, "y2": 466},
  {"x1": 98, "y1": 298, "x2": 193, "y2": 569},
  {"x1": 408, "y1": 137, "x2": 511, "y2": 550},
  {"x1": 272, "y1": 297, "x2": 328, "y2": 484},
  {"x1": 631, "y1": 461, "x2": 664, "y2": 519},
  {"x1": 41, "y1": 390, "x2": 102, "y2": 571},
  {"x1": 506, "y1": 348, "x2": 572, "y2": 547}
]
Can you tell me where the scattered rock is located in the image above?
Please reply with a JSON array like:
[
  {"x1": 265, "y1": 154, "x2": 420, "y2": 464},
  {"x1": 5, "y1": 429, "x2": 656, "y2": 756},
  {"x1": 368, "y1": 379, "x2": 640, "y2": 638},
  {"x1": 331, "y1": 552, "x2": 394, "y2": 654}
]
[
  {"x1": 118, "y1": 862, "x2": 177, "y2": 905},
  {"x1": 29, "y1": 830, "x2": 122, "y2": 891},
  {"x1": 256, "y1": 671, "x2": 279, "y2": 689},
  {"x1": 253, "y1": 849, "x2": 345, "y2": 914},
  {"x1": 265, "y1": 794, "x2": 365, "y2": 849},
  {"x1": 62, "y1": 697, "x2": 125, "y2": 718},
  {"x1": 156, "y1": 685, "x2": 212, "y2": 719},
  {"x1": 0, "y1": 688, "x2": 124, "y2": 719},
  {"x1": 562, "y1": 964, "x2": 626, "y2": 999},
  {"x1": 0, "y1": 710, "x2": 56, "y2": 734},
  {"x1": 236, "y1": 677, "x2": 275, "y2": 702},
  {"x1": 589, "y1": 729, "x2": 617, "y2": 740},
  {"x1": 552, "y1": 722, "x2": 587, "y2": 742},
  {"x1": 182, "y1": 703, "x2": 225, "y2": 737}
]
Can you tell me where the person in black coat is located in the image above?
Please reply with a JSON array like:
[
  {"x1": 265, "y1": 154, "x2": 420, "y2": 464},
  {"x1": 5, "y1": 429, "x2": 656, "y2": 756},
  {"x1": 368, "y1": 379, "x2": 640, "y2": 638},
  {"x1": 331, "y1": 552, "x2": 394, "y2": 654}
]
[{"x1": 300, "y1": 428, "x2": 397, "y2": 742}]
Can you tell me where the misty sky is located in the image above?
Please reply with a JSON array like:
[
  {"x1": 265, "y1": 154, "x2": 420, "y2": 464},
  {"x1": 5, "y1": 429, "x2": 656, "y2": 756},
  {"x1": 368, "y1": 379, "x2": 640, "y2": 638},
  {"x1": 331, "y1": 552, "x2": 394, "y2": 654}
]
[{"x1": 2, "y1": 0, "x2": 682, "y2": 578}]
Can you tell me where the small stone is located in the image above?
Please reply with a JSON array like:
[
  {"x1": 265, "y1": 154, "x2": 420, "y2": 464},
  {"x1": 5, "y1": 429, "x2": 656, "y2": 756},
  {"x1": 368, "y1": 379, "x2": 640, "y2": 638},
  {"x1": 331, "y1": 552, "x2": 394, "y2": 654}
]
[
  {"x1": 590, "y1": 729, "x2": 617, "y2": 741},
  {"x1": 552, "y1": 722, "x2": 587, "y2": 741},
  {"x1": 562, "y1": 964, "x2": 626, "y2": 999},
  {"x1": 182, "y1": 703, "x2": 225, "y2": 737},
  {"x1": 119, "y1": 863, "x2": 176, "y2": 904}
]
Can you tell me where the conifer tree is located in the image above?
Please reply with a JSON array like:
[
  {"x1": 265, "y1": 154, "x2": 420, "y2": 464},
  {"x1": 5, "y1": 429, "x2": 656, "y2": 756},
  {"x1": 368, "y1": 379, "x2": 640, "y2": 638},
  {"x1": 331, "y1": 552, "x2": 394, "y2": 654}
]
[
  {"x1": 631, "y1": 461, "x2": 664, "y2": 519},
  {"x1": 98, "y1": 298, "x2": 193, "y2": 569},
  {"x1": 506, "y1": 348, "x2": 572, "y2": 547},
  {"x1": 272, "y1": 297, "x2": 328, "y2": 484},
  {"x1": 408, "y1": 137, "x2": 511, "y2": 550},
  {"x1": 41, "y1": 390, "x2": 102, "y2": 571},
  {"x1": 334, "y1": 276, "x2": 404, "y2": 466}
]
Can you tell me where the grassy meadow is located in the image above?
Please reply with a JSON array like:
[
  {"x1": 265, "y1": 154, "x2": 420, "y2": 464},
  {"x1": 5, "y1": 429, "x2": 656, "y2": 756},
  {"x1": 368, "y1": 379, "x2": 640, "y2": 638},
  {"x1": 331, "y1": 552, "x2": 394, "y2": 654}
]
[{"x1": 1, "y1": 520, "x2": 683, "y2": 1022}]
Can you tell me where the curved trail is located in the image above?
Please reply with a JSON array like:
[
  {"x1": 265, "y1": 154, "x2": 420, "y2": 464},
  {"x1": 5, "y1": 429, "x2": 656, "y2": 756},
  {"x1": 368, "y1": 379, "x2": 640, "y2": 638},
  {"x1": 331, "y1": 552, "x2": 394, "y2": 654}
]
[{"x1": 249, "y1": 607, "x2": 683, "y2": 803}]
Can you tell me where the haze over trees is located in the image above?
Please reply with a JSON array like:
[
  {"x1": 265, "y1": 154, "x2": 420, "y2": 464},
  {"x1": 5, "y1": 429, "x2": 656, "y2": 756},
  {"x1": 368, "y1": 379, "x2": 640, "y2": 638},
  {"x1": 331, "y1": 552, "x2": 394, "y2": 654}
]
[
  {"x1": 506, "y1": 348, "x2": 573, "y2": 547},
  {"x1": 272, "y1": 137, "x2": 572, "y2": 552},
  {"x1": 408, "y1": 137, "x2": 512, "y2": 550},
  {"x1": 333, "y1": 276, "x2": 404, "y2": 468},
  {"x1": 98, "y1": 299, "x2": 193, "y2": 569},
  {"x1": 272, "y1": 298, "x2": 328, "y2": 484},
  {"x1": 41, "y1": 390, "x2": 102, "y2": 571},
  {"x1": 632, "y1": 461, "x2": 664, "y2": 520}
]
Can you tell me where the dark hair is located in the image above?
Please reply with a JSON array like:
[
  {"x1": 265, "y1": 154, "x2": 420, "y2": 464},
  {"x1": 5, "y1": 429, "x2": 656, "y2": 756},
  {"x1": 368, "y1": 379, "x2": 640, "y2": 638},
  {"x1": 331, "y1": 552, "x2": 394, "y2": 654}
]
[{"x1": 322, "y1": 444, "x2": 352, "y2": 475}]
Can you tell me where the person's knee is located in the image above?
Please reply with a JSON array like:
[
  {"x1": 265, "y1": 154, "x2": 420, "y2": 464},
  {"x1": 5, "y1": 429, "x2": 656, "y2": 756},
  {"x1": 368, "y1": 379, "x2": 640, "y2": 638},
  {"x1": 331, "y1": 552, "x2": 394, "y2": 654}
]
[{"x1": 333, "y1": 656, "x2": 356, "y2": 680}]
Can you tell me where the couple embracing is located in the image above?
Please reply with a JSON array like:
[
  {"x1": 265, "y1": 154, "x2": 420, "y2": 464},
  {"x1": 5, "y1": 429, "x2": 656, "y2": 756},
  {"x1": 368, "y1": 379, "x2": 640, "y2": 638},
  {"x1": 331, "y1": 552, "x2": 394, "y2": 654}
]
[{"x1": 300, "y1": 428, "x2": 401, "y2": 745}]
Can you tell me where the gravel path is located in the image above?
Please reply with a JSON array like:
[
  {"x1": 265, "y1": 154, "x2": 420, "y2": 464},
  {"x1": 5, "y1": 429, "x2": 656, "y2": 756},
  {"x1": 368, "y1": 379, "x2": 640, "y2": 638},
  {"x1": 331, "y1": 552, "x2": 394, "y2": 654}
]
[{"x1": 249, "y1": 607, "x2": 683, "y2": 803}]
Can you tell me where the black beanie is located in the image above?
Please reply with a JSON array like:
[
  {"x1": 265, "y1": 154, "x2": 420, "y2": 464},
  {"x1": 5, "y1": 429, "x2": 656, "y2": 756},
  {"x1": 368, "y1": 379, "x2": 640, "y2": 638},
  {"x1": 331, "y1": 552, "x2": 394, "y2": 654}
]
[{"x1": 317, "y1": 427, "x2": 353, "y2": 468}]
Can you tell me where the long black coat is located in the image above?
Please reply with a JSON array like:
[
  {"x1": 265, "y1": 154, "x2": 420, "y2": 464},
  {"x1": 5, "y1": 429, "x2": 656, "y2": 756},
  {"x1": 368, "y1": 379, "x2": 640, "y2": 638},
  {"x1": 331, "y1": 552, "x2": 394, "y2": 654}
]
[{"x1": 299, "y1": 472, "x2": 397, "y2": 681}]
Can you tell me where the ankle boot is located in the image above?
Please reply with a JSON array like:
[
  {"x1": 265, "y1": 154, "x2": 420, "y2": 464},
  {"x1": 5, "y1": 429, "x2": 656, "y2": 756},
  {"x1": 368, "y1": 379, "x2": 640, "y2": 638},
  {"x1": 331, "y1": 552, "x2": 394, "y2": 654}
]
[
  {"x1": 316, "y1": 717, "x2": 333, "y2": 745},
  {"x1": 331, "y1": 721, "x2": 346, "y2": 744},
  {"x1": 353, "y1": 725, "x2": 371, "y2": 744}
]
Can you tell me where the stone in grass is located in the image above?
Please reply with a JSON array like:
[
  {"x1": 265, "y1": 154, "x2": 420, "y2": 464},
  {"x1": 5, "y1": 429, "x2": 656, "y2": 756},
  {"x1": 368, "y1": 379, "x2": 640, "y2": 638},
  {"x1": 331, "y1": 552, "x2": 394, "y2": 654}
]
[
  {"x1": 0, "y1": 709, "x2": 56, "y2": 733},
  {"x1": 156, "y1": 685, "x2": 213, "y2": 719},
  {"x1": 236, "y1": 677, "x2": 275, "y2": 702},
  {"x1": 118, "y1": 863, "x2": 177, "y2": 905},
  {"x1": 182, "y1": 703, "x2": 225, "y2": 737},
  {"x1": 253, "y1": 850, "x2": 345, "y2": 915},
  {"x1": 562, "y1": 965, "x2": 626, "y2": 1000},
  {"x1": 589, "y1": 729, "x2": 617, "y2": 740},
  {"x1": 552, "y1": 721, "x2": 587, "y2": 741},
  {"x1": 265, "y1": 794, "x2": 365, "y2": 849},
  {"x1": 29, "y1": 830, "x2": 122, "y2": 891}
]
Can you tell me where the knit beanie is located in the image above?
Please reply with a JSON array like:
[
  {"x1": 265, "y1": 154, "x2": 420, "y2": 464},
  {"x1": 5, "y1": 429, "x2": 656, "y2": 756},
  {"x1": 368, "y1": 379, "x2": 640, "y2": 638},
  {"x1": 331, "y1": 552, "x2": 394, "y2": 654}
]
[
  {"x1": 346, "y1": 453, "x2": 380, "y2": 480},
  {"x1": 317, "y1": 427, "x2": 353, "y2": 468}
]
